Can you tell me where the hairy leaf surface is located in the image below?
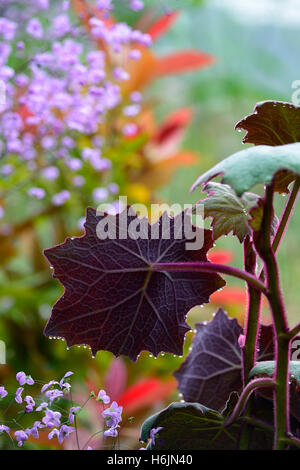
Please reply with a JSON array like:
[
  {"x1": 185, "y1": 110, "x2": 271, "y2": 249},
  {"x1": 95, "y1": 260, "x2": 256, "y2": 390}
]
[
  {"x1": 191, "y1": 143, "x2": 300, "y2": 196},
  {"x1": 140, "y1": 400, "x2": 273, "y2": 450},
  {"x1": 250, "y1": 361, "x2": 300, "y2": 385},
  {"x1": 44, "y1": 207, "x2": 224, "y2": 361},
  {"x1": 174, "y1": 316, "x2": 276, "y2": 411},
  {"x1": 195, "y1": 182, "x2": 260, "y2": 242},
  {"x1": 174, "y1": 309, "x2": 243, "y2": 411}
]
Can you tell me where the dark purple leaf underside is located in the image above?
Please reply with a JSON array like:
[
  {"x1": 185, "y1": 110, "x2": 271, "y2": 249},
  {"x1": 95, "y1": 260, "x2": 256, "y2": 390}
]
[
  {"x1": 44, "y1": 207, "x2": 224, "y2": 361},
  {"x1": 174, "y1": 315, "x2": 276, "y2": 412},
  {"x1": 174, "y1": 308, "x2": 243, "y2": 411}
]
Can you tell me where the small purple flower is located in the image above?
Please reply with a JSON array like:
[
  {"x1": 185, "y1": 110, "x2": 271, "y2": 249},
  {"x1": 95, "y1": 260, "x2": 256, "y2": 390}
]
[
  {"x1": 41, "y1": 380, "x2": 59, "y2": 393},
  {"x1": 15, "y1": 387, "x2": 24, "y2": 404},
  {"x1": 52, "y1": 190, "x2": 70, "y2": 206},
  {"x1": 122, "y1": 123, "x2": 138, "y2": 137},
  {"x1": 59, "y1": 371, "x2": 74, "y2": 389},
  {"x1": 25, "y1": 395, "x2": 35, "y2": 413},
  {"x1": 113, "y1": 67, "x2": 129, "y2": 81},
  {"x1": 36, "y1": 401, "x2": 48, "y2": 412},
  {"x1": 104, "y1": 426, "x2": 119, "y2": 438},
  {"x1": 0, "y1": 386, "x2": 8, "y2": 399},
  {"x1": 26, "y1": 18, "x2": 44, "y2": 39},
  {"x1": 96, "y1": 0, "x2": 113, "y2": 11},
  {"x1": 53, "y1": 14, "x2": 71, "y2": 38},
  {"x1": 150, "y1": 427, "x2": 163, "y2": 446},
  {"x1": 48, "y1": 428, "x2": 59, "y2": 440},
  {"x1": 58, "y1": 425, "x2": 75, "y2": 445},
  {"x1": 102, "y1": 401, "x2": 123, "y2": 428},
  {"x1": 123, "y1": 104, "x2": 141, "y2": 117},
  {"x1": 42, "y1": 409, "x2": 62, "y2": 428},
  {"x1": 129, "y1": 49, "x2": 141, "y2": 60},
  {"x1": 26, "y1": 421, "x2": 43, "y2": 439},
  {"x1": 130, "y1": 91, "x2": 142, "y2": 103},
  {"x1": 97, "y1": 389, "x2": 110, "y2": 404},
  {"x1": 28, "y1": 187, "x2": 45, "y2": 200},
  {"x1": 14, "y1": 430, "x2": 29, "y2": 447},
  {"x1": 68, "y1": 406, "x2": 81, "y2": 424},
  {"x1": 44, "y1": 389, "x2": 64, "y2": 404},
  {"x1": 129, "y1": 0, "x2": 144, "y2": 11},
  {"x1": 16, "y1": 371, "x2": 34, "y2": 386},
  {"x1": 93, "y1": 188, "x2": 108, "y2": 203},
  {"x1": 0, "y1": 425, "x2": 10, "y2": 434},
  {"x1": 42, "y1": 166, "x2": 59, "y2": 181}
]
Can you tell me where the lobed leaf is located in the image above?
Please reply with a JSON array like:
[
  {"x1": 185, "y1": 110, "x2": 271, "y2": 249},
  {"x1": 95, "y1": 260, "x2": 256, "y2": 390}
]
[
  {"x1": 235, "y1": 101, "x2": 300, "y2": 147},
  {"x1": 174, "y1": 317, "x2": 277, "y2": 412},
  {"x1": 44, "y1": 207, "x2": 224, "y2": 361},
  {"x1": 173, "y1": 308, "x2": 243, "y2": 411},
  {"x1": 195, "y1": 182, "x2": 260, "y2": 242},
  {"x1": 140, "y1": 400, "x2": 273, "y2": 450},
  {"x1": 191, "y1": 142, "x2": 300, "y2": 196}
]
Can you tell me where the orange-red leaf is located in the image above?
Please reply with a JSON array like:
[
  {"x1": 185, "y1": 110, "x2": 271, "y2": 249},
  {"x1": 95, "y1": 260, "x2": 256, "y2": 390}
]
[
  {"x1": 117, "y1": 378, "x2": 176, "y2": 415},
  {"x1": 155, "y1": 50, "x2": 215, "y2": 77},
  {"x1": 208, "y1": 249, "x2": 235, "y2": 265},
  {"x1": 153, "y1": 108, "x2": 193, "y2": 145},
  {"x1": 210, "y1": 287, "x2": 247, "y2": 307},
  {"x1": 147, "y1": 10, "x2": 179, "y2": 41}
]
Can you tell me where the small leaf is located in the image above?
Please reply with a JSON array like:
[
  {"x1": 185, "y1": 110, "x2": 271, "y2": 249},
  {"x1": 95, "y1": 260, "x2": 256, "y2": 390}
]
[
  {"x1": 248, "y1": 198, "x2": 279, "y2": 233},
  {"x1": 235, "y1": 101, "x2": 300, "y2": 147},
  {"x1": 44, "y1": 207, "x2": 224, "y2": 361},
  {"x1": 191, "y1": 142, "x2": 300, "y2": 196},
  {"x1": 174, "y1": 308, "x2": 243, "y2": 411},
  {"x1": 146, "y1": 10, "x2": 179, "y2": 41},
  {"x1": 196, "y1": 182, "x2": 259, "y2": 242},
  {"x1": 250, "y1": 361, "x2": 300, "y2": 385}
]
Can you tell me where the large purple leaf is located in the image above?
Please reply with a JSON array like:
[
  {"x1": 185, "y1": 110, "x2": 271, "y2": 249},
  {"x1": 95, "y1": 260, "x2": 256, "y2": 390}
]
[
  {"x1": 174, "y1": 313, "x2": 276, "y2": 411},
  {"x1": 174, "y1": 308, "x2": 243, "y2": 411},
  {"x1": 44, "y1": 207, "x2": 224, "y2": 361}
]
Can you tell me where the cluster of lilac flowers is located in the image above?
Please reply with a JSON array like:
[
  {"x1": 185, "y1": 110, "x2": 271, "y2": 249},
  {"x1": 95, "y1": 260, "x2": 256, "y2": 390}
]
[
  {"x1": 0, "y1": 0, "x2": 150, "y2": 221},
  {"x1": 0, "y1": 370, "x2": 124, "y2": 449}
]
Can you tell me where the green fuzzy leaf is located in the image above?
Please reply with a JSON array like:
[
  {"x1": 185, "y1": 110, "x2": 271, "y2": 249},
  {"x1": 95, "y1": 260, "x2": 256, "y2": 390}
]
[
  {"x1": 250, "y1": 361, "x2": 300, "y2": 385},
  {"x1": 195, "y1": 182, "x2": 259, "y2": 242},
  {"x1": 191, "y1": 143, "x2": 300, "y2": 196},
  {"x1": 140, "y1": 401, "x2": 273, "y2": 450}
]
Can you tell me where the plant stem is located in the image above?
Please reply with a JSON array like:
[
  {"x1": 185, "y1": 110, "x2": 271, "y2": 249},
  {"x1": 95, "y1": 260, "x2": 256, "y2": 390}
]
[
  {"x1": 258, "y1": 178, "x2": 300, "y2": 279},
  {"x1": 242, "y1": 237, "x2": 262, "y2": 385},
  {"x1": 254, "y1": 184, "x2": 291, "y2": 450},
  {"x1": 225, "y1": 377, "x2": 275, "y2": 427},
  {"x1": 286, "y1": 322, "x2": 300, "y2": 340},
  {"x1": 152, "y1": 262, "x2": 267, "y2": 294},
  {"x1": 272, "y1": 178, "x2": 300, "y2": 254}
]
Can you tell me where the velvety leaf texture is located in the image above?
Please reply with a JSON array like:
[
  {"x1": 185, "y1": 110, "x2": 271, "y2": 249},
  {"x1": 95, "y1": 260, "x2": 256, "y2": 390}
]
[
  {"x1": 235, "y1": 101, "x2": 300, "y2": 146},
  {"x1": 174, "y1": 308, "x2": 243, "y2": 411},
  {"x1": 140, "y1": 401, "x2": 273, "y2": 450},
  {"x1": 196, "y1": 182, "x2": 260, "y2": 242},
  {"x1": 174, "y1": 316, "x2": 276, "y2": 412},
  {"x1": 191, "y1": 142, "x2": 300, "y2": 196},
  {"x1": 250, "y1": 361, "x2": 300, "y2": 385},
  {"x1": 44, "y1": 207, "x2": 224, "y2": 361}
]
